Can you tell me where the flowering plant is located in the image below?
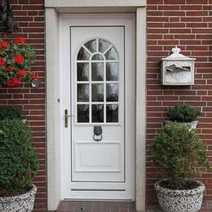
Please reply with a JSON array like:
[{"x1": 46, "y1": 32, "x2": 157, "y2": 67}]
[{"x1": 0, "y1": 36, "x2": 36, "y2": 87}]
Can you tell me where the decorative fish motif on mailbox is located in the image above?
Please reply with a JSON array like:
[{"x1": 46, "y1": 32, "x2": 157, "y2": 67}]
[{"x1": 166, "y1": 64, "x2": 191, "y2": 73}]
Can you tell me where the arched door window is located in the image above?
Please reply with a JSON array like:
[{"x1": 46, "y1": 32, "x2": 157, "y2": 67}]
[{"x1": 76, "y1": 38, "x2": 119, "y2": 123}]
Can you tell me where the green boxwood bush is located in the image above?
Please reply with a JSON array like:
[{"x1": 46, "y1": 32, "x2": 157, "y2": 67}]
[
  {"x1": 152, "y1": 122, "x2": 208, "y2": 189},
  {"x1": 0, "y1": 106, "x2": 23, "y2": 120},
  {"x1": 0, "y1": 119, "x2": 39, "y2": 196},
  {"x1": 168, "y1": 104, "x2": 201, "y2": 122}
]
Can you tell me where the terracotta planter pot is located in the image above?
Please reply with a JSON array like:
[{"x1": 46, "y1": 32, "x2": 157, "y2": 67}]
[
  {"x1": 0, "y1": 185, "x2": 37, "y2": 212},
  {"x1": 155, "y1": 180, "x2": 205, "y2": 212}
]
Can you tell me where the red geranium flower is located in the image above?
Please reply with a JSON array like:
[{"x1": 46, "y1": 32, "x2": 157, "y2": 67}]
[
  {"x1": 17, "y1": 69, "x2": 27, "y2": 78},
  {"x1": 0, "y1": 36, "x2": 35, "y2": 87},
  {"x1": 15, "y1": 54, "x2": 25, "y2": 65},
  {"x1": 15, "y1": 36, "x2": 26, "y2": 45},
  {"x1": 0, "y1": 40, "x2": 9, "y2": 49},
  {"x1": 6, "y1": 77, "x2": 22, "y2": 87},
  {"x1": 0, "y1": 57, "x2": 6, "y2": 66}
]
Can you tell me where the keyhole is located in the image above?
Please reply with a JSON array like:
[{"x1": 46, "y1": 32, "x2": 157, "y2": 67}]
[{"x1": 80, "y1": 207, "x2": 85, "y2": 211}]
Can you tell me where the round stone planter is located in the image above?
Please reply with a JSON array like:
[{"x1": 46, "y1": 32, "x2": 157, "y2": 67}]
[
  {"x1": 0, "y1": 184, "x2": 37, "y2": 212},
  {"x1": 155, "y1": 180, "x2": 205, "y2": 212}
]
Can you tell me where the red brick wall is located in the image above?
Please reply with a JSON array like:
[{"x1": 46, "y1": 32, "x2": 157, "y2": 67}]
[
  {"x1": 2, "y1": 0, "x2": 47, "y2": 211},
  {"x1": 147, "y1": 0, "x2": 212, "y2": 207},
  {"x1": 2, "y1": 0, "x2": 212, "y2": 211}
]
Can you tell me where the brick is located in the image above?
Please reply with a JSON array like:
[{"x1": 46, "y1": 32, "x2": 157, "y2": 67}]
[
  {"x1": 164, "y1": 0, "x2": 185, "y2": 4},
  {"x1": 186, "y1": 0, "x2": 208, "y2": 3},
  {"x1": 148, "y1": 0, "x2": 163, "y2": 4},
  {"x1": 158, "y1": 5, "x2": 180, "y2": 10}
]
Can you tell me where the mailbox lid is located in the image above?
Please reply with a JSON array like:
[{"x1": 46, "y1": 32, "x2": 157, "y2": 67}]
[{"x1": 162, "y1": 46, "x2": 196, "y2": 61}]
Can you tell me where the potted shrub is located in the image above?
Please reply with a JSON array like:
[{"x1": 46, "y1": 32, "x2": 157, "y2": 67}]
[
  {"x1": 167, "y1": 104, "x2": 201, "y2": 129},
  {"x1": 152, "y1": 122, "x2": 209, "y2": 212},
  {"x1": 0, "y1": 119, "x2": 39, "y2": 211}
]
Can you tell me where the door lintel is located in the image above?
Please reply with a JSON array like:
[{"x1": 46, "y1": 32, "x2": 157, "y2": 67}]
[{"x1": 45, "y1": 0, "x2": 146, "y2": 8}]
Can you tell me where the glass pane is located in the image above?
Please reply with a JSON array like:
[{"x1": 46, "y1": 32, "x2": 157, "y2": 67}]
[
  {"x1": 92, "y1": 63, "x2": 104, "y2": 81},
  {"x1": 77, "y1": 47, "x2": 90, "y2": 60},
  {"x1": 99, "y1": 39, "x2": 111, "y2": 53},
  {"x1": 106, "y1": 104, "x2": 118, "y2": 123},
  {"x1": 92, "y1": 84, "x2": 104, "y2": 102},
  {"x1": 77, "y1": 63, "x2": 89, "y2": 81},
  {"x1": 105, "y1": 47, "x2": 118, "y2": 60},
  {"x1": 106, "y1": 63, "x2": 119, "y2": 81},
  {"x1": 77, "y1": 104, "x2": 89, "y2": 123},
  {"x1": 77, "y1": 84, "x2": 89, "y2": 102},
  {"x1": 106, "y1": 83, "x2": 119, "y2": 102},
  {"x1": 92, "y1": 54, "x2": 104, "y2": 60},
  {"x1": 84, "y1": 39, "x2": 97, "y2": 53},
  {"x1": 92, "y1": 104, "x2": 104, "y2": 123}
]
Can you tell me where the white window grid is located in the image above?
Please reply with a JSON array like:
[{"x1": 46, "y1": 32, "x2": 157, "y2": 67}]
[{"x1": 76, "y1": 38, "x2": 120, "y2": 124}]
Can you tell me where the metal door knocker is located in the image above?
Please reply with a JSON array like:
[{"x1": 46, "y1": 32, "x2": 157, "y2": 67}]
[{"x1": 93, "y1": 126, "x2": 103, "y2": 142}]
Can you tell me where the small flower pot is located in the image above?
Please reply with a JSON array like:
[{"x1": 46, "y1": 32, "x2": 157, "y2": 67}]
[
  {"x1": 185, "y1": 120, "x2": 199, "y2": 129},
  {"x1": 155, "y1": 179, "x2": 205, "y2": 212},
  {"x1": 164, "y1": 120, "x2": 199, "y2": 129},
  {"x1": 0, "y1": 184, "x2": 37, "y2": 212}
]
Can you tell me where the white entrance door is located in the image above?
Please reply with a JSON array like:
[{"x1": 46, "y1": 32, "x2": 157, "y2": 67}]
[
  {"x1": 60, "y1": 14, "x2": 135, "y2": 200},
  {"x1": 72, "y1": 27, "x2": 125, "y2": 182}
]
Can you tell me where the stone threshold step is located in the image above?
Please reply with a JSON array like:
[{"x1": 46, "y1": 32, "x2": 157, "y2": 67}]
[{"x1": 57, "y1": 200, "x2": 136, "y2": 212}]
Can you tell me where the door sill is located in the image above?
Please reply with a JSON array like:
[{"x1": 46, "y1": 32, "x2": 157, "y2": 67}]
[{"x1": 57, "y1": 200, "x2": 135, "y2": 212}]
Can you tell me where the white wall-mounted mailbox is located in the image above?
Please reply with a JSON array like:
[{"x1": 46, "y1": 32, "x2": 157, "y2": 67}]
[{"x1": 161, "y1": 46, "x2": 196, "y2": 86}]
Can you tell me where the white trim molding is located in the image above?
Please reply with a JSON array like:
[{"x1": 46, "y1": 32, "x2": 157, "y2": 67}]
[
  {"x1": 46, "y1": 8, "x2": 61, "y2": 210},
  {"x1": 45, "y1": 0, "x2": 146, "y2": 8},
  {"x1": 136, "y1": 7, "x2": 146, "y2": 212},
  {"x1": 45, "y1": 1, "x2": 146, "y2": 212}
]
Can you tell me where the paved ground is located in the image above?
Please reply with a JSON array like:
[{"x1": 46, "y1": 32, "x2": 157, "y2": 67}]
[{"x1": 56, "y1": 201, "x2": 212, "y2": 212}]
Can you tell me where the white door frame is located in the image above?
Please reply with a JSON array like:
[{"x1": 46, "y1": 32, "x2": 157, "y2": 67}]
[
  {"x1": 45, "y1": 1, "x2": 146, "y2": 211},
  {"x1": 60, "y1": 14, "x2": 135, "y2": 200}
]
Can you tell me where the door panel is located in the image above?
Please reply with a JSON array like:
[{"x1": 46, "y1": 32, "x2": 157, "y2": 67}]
[{"x1": 71, "y1": 27, "x2": 125, "y2": 183}]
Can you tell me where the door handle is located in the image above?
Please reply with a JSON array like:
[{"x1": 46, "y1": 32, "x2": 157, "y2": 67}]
[{"x1": 64, "y1": 109, "x2": 72, "y2": 128}]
